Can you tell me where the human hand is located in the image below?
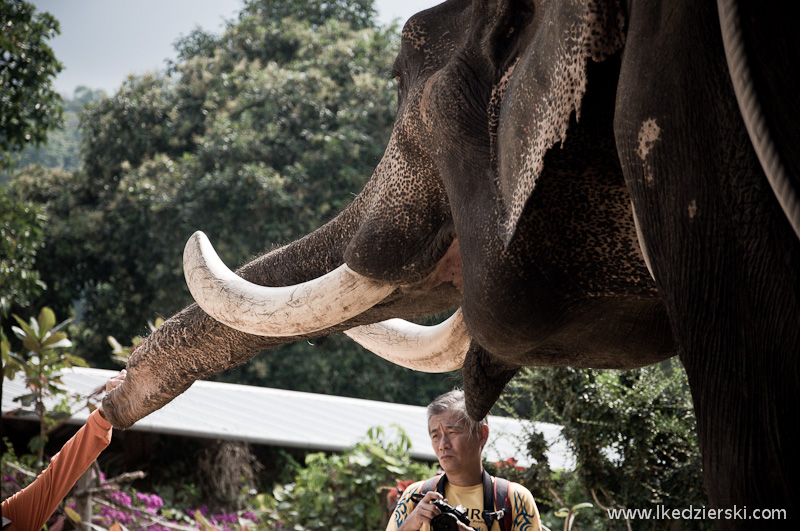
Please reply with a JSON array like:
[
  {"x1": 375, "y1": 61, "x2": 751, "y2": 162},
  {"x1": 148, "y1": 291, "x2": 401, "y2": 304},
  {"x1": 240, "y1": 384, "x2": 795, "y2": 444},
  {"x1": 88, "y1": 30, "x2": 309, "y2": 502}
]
[
  {"x1": 398, "y1": 491, "x2": 443, "y2": 531},
  {"x1": 98, "y1": 370, "x2": 126, "y2": 418}
]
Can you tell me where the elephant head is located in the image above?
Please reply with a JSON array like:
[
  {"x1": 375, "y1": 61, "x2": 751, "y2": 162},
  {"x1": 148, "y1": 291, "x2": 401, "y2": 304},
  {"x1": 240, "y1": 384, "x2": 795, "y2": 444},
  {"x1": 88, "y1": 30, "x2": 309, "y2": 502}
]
[
  {"x1": 102, "y1": 0, "x2": 675, "y2": 430},
  {"x1": 104, "y1": 0, "x2": 799, "y2": 518}
]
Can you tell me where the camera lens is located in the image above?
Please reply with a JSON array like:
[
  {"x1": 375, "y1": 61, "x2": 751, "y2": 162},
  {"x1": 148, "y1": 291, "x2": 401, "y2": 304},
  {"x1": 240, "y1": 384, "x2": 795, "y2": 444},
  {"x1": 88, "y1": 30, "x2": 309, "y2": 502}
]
[{"x1": 431, "y1": 513, "x2": 460, "y2": 531}]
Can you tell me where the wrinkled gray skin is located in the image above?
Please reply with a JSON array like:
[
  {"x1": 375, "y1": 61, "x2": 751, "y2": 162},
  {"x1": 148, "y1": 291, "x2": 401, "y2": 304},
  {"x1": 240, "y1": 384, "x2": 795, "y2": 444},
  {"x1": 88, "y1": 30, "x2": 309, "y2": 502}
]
[{"x1": 103, "y1": 0, "x2": 799, "y2": 523}]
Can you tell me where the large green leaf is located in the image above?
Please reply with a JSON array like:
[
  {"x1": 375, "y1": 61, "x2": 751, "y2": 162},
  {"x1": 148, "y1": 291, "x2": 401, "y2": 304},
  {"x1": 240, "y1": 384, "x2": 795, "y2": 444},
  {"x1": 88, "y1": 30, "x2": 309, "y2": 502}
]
[
  {"x1": 50, "y1": 316, "x2": 73, "y2": 334},
  {"x1": 27, "y1": 316, "x2": 40, "y2": 338},
  {"x1": 64, "y1": 506, "x2": 82, "y2": 523},
  {"x1": 22, "y1": 335, "x2": 40, "y2": 353},
  {"x1": 38, "y1": 307, "x2": 56, "y2": 335},
  {"x1": 11, "y1": 323, "x2": 32, "y2": 342},
  {"x1": 42, "y1": 335, "x2": 72, "y2": 350},
  {"x1": 41, "y1": 331, "x2": 68, "y2": 348},
  {"x1": 68, "y1": 354, "x2": 88, "y2": 367},
  {"x1": 28, "y1": 436, "x2": 46, "y2": 454}
]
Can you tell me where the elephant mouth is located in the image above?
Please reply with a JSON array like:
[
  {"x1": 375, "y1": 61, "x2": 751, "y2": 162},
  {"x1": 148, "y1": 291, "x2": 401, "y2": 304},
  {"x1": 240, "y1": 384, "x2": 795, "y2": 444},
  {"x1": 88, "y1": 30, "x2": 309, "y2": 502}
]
[{"x1": 184, "y1": 231, "x2": 470, "y2": 373}]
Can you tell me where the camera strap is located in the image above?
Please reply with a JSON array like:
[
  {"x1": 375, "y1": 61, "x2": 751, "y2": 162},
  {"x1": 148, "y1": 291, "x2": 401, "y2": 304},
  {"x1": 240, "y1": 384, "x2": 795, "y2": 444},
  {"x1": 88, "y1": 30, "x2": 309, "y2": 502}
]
[{"x1": 421, "y1": 471, "x2": 512, "y2": 531}]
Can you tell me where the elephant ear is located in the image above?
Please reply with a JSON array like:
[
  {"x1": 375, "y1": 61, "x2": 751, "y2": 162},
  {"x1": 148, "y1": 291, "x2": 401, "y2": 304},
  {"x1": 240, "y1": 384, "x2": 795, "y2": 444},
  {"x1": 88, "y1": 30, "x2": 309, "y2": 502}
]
[{"x1": 491, "y1": 0, "x2": 626, "y2": 245}]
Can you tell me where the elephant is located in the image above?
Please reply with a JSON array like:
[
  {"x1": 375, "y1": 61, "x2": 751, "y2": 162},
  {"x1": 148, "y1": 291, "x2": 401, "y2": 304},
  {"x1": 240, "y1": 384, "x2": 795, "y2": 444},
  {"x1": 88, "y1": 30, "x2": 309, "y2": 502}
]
[{"x1": 102, "y1": 0, "x2": 799, "y2": 525}]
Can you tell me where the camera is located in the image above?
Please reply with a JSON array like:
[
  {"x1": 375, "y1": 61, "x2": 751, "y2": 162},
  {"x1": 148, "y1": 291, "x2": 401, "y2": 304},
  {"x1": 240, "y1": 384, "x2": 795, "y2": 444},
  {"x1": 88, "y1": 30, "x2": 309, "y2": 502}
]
[{"x1": 429, "y1": 499, "x2": 472, "y2": 531}]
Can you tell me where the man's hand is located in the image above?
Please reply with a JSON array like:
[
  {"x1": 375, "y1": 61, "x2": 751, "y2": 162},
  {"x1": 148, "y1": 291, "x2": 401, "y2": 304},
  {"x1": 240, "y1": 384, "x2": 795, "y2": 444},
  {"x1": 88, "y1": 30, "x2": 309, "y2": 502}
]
[
  {"x1": 398, "y1": 491, "x2": 443, "y2": 531},
  {"x1": 97, "y1": 370, "x2": 126, "y2": 419}
]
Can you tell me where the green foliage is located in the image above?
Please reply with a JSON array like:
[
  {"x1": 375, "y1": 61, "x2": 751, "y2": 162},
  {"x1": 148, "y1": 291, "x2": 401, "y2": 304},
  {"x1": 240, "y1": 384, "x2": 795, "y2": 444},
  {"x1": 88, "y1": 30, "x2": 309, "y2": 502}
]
[
  {"x1": 499, "y1": 359, "x2": 709, "y2": 530},
  {"x1": 239, "y1": 0, "x2": 378, "y2": 32},
  {"x1": 1, "y1": 437, "x2": 38, "y2": 499},
  {"x1": 256, "y1": 426, "x2": 437, "y2": 531},
  {"x1": 3, "y1": 306, "x2": 88, "y2": 460},
  {"x1": 554, "y1": 502, "x2": 594, "y2": 531},
  {"x1": 0, "y1": 0, "x2": 63, "y2": 170},
  {"x1": 0, "y1": 187, "x2": 47, "y2": 314},
  {"x1": 1, "y1": 86, "x2": 105, "y2": 176}
]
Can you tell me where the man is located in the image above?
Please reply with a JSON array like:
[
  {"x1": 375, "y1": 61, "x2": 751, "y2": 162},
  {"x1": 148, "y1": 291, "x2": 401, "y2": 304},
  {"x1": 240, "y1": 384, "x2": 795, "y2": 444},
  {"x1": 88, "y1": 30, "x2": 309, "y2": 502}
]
[
  {"x1": 386, "y1": 390, "x2": 542, "y2": 531},
  {"x1": 2, "y1": 370, "x2": 126, "y2": 530}
]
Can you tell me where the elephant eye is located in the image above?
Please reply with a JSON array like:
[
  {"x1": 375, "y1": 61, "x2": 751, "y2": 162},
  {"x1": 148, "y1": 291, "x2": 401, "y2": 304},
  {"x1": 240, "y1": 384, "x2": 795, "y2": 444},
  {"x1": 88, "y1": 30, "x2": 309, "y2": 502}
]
[
  {"x1": 390, "y1": 64, "x2": 405, "y2": 88},
  {"x1": 390, "y1": 70, "x2": 406, "y2": 104}
]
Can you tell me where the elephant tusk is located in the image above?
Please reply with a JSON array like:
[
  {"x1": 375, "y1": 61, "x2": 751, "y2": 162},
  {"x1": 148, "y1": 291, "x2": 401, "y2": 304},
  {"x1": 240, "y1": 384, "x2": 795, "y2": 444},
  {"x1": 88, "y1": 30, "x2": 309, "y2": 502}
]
[
  {"x1": 183, "y1": 231, "x2": 396, "y2": 337},
  {"x1": 343, "y1": 308, "x2": 470, "y2": 373}
]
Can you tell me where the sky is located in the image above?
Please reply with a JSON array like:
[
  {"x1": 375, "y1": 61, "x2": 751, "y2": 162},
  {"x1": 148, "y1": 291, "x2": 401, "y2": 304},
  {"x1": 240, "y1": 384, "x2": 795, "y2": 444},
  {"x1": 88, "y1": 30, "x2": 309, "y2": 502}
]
[{"x1": 31, "y1": 0, "x2": 442, "y2": 97}]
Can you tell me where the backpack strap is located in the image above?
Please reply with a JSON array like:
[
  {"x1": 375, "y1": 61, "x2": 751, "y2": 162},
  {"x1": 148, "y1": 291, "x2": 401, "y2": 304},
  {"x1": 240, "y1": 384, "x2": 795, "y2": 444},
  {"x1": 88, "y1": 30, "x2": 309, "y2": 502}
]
[
  {"x1": 482, "y1": 471, "x2": 513, "y2": 531},
  {"x1": 420, "y1": 473, "x2": 445, "y2": 497},
  {"x1": 496, "y1": 476, "x2": 513, "y2": 531}
]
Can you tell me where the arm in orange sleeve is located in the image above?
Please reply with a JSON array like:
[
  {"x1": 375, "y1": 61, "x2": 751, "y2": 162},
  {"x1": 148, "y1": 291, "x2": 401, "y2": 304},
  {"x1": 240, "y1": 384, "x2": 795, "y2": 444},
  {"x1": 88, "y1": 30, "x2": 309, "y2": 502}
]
[{"x1": 1, "y1": 409, "x2": 113, "y2": 531}]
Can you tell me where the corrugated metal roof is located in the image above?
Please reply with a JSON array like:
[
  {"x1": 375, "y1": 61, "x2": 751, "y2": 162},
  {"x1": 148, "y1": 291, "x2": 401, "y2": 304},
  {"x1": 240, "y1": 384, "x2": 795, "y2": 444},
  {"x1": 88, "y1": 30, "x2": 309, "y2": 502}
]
[{"x1": 2, "y1": 367, "x2": 573, "y2": 470}]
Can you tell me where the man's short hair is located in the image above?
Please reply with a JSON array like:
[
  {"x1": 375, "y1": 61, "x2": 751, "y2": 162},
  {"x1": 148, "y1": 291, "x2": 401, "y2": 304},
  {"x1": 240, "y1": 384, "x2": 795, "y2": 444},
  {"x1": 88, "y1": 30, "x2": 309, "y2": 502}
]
[{"x1": 427, "y1": 389, "x2": 488, "y2": 434}]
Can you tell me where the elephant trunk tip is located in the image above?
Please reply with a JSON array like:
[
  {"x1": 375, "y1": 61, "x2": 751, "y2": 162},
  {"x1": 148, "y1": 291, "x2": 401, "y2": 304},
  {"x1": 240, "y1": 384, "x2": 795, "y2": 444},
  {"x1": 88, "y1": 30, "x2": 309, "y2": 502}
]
[
  {"x1": 462, "y1": 342, "x2": 520, "y2": 422},
  {"x1": 100, "y1": 369, "x2": 152, "y2": 430},
  {"x1": 101, "y1": 392, "x2": 135, "y2": 430}
]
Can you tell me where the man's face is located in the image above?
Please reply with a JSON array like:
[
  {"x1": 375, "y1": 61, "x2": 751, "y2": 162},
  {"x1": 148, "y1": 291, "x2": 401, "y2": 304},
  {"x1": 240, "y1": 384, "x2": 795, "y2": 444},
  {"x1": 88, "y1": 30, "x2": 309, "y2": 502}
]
[{"x1": 428, "y1": 410, "x2": 487, "y2": 476}]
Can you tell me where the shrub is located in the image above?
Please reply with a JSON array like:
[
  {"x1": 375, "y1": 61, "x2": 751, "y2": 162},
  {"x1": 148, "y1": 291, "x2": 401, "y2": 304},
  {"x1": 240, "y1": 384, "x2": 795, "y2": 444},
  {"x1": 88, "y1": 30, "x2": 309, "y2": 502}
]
[{"x1": 255, "y1": 426, "x2": 437, "y2": 531}]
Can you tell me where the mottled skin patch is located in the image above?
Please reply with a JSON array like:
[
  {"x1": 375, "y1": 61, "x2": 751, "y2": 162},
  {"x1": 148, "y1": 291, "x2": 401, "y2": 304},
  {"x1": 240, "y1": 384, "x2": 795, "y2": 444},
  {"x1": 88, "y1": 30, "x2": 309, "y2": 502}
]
[
  {"x1": 636, "y1": 117, "x2": 661, "y2": 160},
  {"x1": 636, "y1": 117, "x2": 660, "y2": 183},
  {"x1": 496, "y1": 0, "x2": 627, "y2": 243},
  {"x1": 687, "y1": 199, "x2": 697, "y2": 219}
]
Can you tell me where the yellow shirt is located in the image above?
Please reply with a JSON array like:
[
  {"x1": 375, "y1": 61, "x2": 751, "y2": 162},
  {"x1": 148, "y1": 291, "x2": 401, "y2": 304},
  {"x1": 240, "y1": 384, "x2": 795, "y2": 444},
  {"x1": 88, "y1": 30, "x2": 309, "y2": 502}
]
[{"x1": 386, "y1": 478, "x2": 542, "y2": 531}]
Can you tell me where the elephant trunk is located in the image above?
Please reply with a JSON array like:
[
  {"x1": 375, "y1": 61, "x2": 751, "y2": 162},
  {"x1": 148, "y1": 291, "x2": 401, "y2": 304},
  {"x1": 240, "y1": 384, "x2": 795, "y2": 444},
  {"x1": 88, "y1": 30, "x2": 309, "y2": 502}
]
[{"x1": 101, "y1": 192, "x2": 465, "y2": 428}]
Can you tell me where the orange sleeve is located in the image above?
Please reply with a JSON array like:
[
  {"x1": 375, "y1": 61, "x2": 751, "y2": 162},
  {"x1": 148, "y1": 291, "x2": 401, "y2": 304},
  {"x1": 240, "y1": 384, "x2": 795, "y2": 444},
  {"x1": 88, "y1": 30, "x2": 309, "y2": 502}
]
[{"x1": 1, "y1": 409, "x2": 112, "y2": 531}]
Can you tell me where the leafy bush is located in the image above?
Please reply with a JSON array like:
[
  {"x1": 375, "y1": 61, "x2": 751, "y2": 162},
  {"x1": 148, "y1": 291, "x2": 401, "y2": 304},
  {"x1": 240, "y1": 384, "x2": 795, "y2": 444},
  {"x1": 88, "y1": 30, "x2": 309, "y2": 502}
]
[{"x1": 255, "y1": 426, "x2": 437, "y2": 531}]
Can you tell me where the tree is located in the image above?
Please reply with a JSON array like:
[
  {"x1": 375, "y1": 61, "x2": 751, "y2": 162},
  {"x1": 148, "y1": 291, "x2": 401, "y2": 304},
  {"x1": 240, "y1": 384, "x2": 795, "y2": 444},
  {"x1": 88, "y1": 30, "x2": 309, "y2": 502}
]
[
  {"x1": 0, "y1": 0, "x2": 63, "y2": 170},
  {"x1": 238, "y1": 0, "x2": 378, "y2": 31},
  {"x1": 0, "y1": 189, "x2": 47, "y2": 315}
]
